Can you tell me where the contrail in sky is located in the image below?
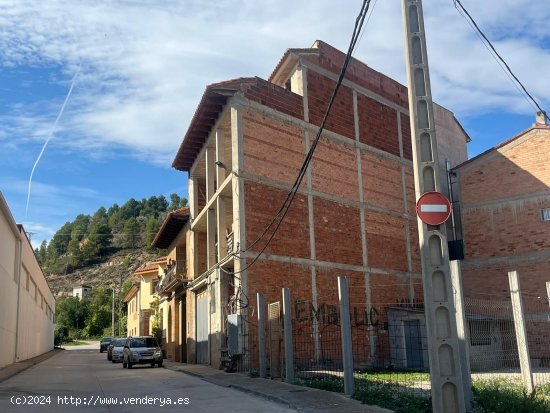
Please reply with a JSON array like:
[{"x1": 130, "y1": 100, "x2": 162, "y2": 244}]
[{"x1": 25, "y1": 66, "x2": 80, "y2": 218}]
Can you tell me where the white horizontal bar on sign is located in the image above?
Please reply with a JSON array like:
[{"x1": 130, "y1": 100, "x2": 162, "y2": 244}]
[{"x1": 420, "y1": 204, "x2": 448, "y2": 213}]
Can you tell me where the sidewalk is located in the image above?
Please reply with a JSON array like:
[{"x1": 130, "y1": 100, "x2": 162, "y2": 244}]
[
  {"x1": 164, "y1": 361, "x2": 392, "y2": 413},
  {"x1": 0, "y1": 349, "x2": 62, "y2": 383}
]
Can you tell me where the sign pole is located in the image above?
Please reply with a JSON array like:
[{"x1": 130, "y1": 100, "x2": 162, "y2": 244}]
[{"x1": 401, "y1": 1, "x2": 466, "y2": 411}]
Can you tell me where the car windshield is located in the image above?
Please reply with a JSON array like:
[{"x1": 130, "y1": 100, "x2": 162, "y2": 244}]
[
  {"x1": 129, "y1": 338, "x2": 157, "y2": 348},
  {"x1": 113, "y1": 339, "x2": 126, "y2": 346},
  {"x1": 101, "y1": 337, "x2": 112, "y2": 343}
]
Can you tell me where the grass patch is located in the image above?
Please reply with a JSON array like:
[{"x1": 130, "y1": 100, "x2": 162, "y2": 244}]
[
  {"x1": 295, "y1": 372, "x2": 431, "y2": 413},
  {"x1": 295, "y1": 373, "x2": 550, "y2": 413},
  {"x1": 472, "y1": 378, "x2": 550, "y2": 413}
]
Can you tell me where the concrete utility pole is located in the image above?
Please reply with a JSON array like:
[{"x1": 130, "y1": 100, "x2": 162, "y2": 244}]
[
  {"x1": 112, "y1": 287, "x2": 116, "y2": 337},
  {"x1": 401, "y1": 1, "x2": 466, "y2": 412}
]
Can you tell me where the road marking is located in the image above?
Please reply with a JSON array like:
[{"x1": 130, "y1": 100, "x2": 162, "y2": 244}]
[{"x1": 420, "y1": 204, "x2": 448, "y2": 212}]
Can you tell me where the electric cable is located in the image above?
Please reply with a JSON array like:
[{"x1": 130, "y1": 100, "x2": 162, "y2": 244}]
[
  {"x1": 224, "y1": 0, "x2": 373, "y2": 276},
  {"x1": 453, "y1": 0, "x2": 546, "y2": 117}
]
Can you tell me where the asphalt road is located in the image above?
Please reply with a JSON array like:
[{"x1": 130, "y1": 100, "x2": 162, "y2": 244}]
[{"x1": 0, "y1": 342, "x2": 295, "y2": 413}]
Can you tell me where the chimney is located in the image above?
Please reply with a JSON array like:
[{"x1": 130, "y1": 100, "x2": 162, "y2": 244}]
[{"x1": 535, "y1": 111, "x2": 548, "y2": 126}]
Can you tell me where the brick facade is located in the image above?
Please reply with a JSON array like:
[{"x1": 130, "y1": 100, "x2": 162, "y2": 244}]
[
  {"x1": 175, "y1": 41, "x2": 469, "y2": 369},
  {"x1": 455, "y1": 124, "x2": 550, "y2": 360}
]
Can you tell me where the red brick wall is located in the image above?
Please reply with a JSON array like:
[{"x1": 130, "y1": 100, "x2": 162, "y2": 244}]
[
  {"x1": 302, "y1": 42, "x2": 409, "y2": 109},
  {"x1": 357, "y1": 93, "x2": 400, "y2": 157},
  {"x1": 366, "y1": 212, "x2": 408, "y2": 272},
  {"x1": 459, "y1": 131, "x2": 550, "y2": 206},
  {"x1": 243, "y1": 79, "x2": 303, "y2": 120},
  {"x1": 361, "y1": 152, "x2": 405, "y2": 213},
  {"x1": 242, "y1": 109, "x2": 305, "y2": 187},
  {"x1": 244, "y1": 180, "x2": 310, "y2": 259},
  {"x1": 307, "y1": 70, "x2": 355, "y2": 140},
  {"x1": 311, "y1": 139, "x2": 359, "y2": 201},
  {"x1": 313, "y1": 198, "x2": 362, "y2": 266}
]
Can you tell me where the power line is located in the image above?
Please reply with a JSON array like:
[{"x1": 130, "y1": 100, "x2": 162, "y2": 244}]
[
  {"x1": 225, "y1": 0, "x2": 373, "y2": 276},
  {"x1": 453, "y1": 0, "x2": 546, "y2": 117}
]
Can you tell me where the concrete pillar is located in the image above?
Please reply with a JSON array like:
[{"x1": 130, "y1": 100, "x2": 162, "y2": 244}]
[
  {"x1": 338, "y1": 277, "x2": 355, "y2": 396},
  {"x1": 282, "y1": 288, "x2": 294, "y2": 383},
  {"x1": 206, "y1": 146, "x2": 215, "y2": 201},
  {"x1": 508, "y1": 270, "x2": 534, "y2": 394},
  {"x1": 216, "y1": 129, "x2": 226, "y2": 188},
  {"x1": 207, "y1": 208, "x2": 216, "y2": 268},
  {"x1": 217, "y1": 197, "x2": 227, "y2": 261},
  {"x1": 450, "y1": 261, "x2": 473, "y2": 409}
]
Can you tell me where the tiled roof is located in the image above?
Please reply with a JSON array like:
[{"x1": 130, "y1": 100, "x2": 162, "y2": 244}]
[
  {"x1": 134, "y1": 256, "x2": 167, "y2": 274},
  {"x1": 151, "y1": 207, "x2": 190, "y2": 249},
  {"x1": 172, "y1": 78, "x2": 258, "y2": 171}
]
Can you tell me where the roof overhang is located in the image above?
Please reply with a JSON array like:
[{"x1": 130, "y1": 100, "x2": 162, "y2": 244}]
[
  {"x1": 151, "y1": 207, "x2": 190, "y2": 249},
  {"x1": 172, "y1": 78, "x2": 257, "y2": 172},
  {"x1": 122, "y1": 284, "x2": 139, "y2": 302}
]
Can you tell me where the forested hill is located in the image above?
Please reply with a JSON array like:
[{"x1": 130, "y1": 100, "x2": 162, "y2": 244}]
[{"x1": 35, "y1": 193, "x2": 187, "y2": 276}]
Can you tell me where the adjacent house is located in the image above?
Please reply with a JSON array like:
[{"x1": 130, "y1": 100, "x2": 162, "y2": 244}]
[
  {"x1": 171, "y1": 40, "x2": 470, "y2": 368},
  {"x1": 123, "y1": 256, "x2": 167, "y2": 337},
  {"x1": 0, "y1": 192, "x2": 55, "y2": 368},
  {"x1": 453, "y1": 112, "x2": 550, "y2": 369},
  {"x1": 151, "y1": 207, "x2": 191, "y2": 362},
  {"x1": 72, "y1": 284, "x2": 92, "y2": 300}
]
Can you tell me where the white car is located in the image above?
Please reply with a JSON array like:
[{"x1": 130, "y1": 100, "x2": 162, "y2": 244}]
[{"x1": 111, "y1": 338, "x2": 126, "y2": 363}]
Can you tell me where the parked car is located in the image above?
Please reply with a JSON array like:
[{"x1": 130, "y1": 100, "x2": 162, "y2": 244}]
[
  {"x1": 99, "y1": 337, "x2": 114, "y2": 353},
  {"x1": 122, "y1": 336, "x2": 163, "y2": 368},
  {"x1": 107, "y1": 337, "x2": 124, "y2": 361},
  {"x1": 110, "y1": 338, "x2": 126, "y2": 363}
]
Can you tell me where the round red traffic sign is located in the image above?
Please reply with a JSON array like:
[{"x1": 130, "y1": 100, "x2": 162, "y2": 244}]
[{"x1": 416, "y1": 191, "x2": 452, "y2": 225}]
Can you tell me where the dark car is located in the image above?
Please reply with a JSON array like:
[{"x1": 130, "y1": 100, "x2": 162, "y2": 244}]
[
  {"x1": 99, "y1": 337, "x2": 113, "y2": 353},
  {"x1": 107, "y1": 338, "x2": 124, "y2": 361},
  {"x1": 122, "y1": 336, "x2": 163, "y2": 368}
]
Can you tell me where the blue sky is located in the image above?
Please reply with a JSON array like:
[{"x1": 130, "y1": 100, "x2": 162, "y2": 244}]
[{"x1": 1, "y1": 0, "x2": 549, "y2": 248}]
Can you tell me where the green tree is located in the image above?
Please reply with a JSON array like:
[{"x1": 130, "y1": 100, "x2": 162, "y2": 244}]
[
  {"x1": 36, "y1": 240, "x2": 47, "y2": 264},
  {"x1": 145, "y1": 217, "x2": 160, "y2": 247},
  {"x1": 123, "y1": 217, "x2": 141, "y2": 249},
  {"x1": 168, "y1": 193, "x2": 188, "y2": 211},
  {"x1": 56, "y1": 297, "x2": 90, "y2": 331}
]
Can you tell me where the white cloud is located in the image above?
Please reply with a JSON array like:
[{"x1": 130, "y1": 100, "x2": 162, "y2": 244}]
[{"x1": 0, "y1": 0, "x2": 548, "y2": 164}]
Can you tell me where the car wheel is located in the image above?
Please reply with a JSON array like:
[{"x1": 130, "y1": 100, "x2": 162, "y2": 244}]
[
  {"x1": 157, "y1": 361, "x2": 163, "y2": 368},
  {"x1": 100, "y1": 350, "x2": 103, "y2": 353}
]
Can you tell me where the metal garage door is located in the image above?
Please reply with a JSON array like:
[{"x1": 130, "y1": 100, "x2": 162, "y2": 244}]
[{"x1": 196, "y1": 289, "x2": 209, "y2": 364}]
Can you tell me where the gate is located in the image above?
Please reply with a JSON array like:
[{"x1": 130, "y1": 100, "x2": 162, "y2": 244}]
[{"x1": 196, "y1": 289, "x2": 209, "y2": 364}]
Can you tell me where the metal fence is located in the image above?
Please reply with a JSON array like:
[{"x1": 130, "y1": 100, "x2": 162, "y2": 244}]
[{"x1": 231, "y1": 271, "x2": 550, "y2": 406}]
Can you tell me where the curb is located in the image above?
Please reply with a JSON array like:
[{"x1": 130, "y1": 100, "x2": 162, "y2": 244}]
[
  {"x1": 166, "y1": 365, "x2": 300, "y2": 411},
  {"x1": 0, "y1": 349, "x2": 63, "y2": 383}
]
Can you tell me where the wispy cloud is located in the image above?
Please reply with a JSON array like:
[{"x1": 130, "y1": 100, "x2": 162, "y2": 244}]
[{"x1": 0, "y1": 0, "x2": 548, "y2": 165}]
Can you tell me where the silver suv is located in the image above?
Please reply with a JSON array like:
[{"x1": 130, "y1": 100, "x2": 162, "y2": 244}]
[{"x1": 122, "y1": 336, "x2": 163, "y2": 368}]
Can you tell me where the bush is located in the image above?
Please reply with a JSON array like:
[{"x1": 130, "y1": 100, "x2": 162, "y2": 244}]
[{"x1": 54, "y1": 326, "x2": 69, "y2": 346}]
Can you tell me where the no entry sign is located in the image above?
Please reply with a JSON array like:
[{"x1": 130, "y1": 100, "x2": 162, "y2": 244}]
[{"x1": 416, "y1": 191, "x2": 452, "y2": 225}]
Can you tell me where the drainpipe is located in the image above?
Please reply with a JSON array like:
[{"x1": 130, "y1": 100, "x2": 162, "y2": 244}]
[{"x1": 13, "y1": 228, "x2": 23, "y2": 363}]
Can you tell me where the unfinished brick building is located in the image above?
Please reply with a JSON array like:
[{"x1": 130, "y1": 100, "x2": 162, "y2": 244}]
[
  {"x1": 453, "y1": 114, "x2": 550, "y2": 370},
  {"x1": 172, "y1": 41, "x2": 469, "y2": 370}
]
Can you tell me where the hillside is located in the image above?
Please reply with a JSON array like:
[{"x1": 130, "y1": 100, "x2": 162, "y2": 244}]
[
  {"x1": 37, "y1": 193, "x2": 187, "y2": 296},
  {"x1": 45, "y1": 249, "x2": 160, "y2": 296}
]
